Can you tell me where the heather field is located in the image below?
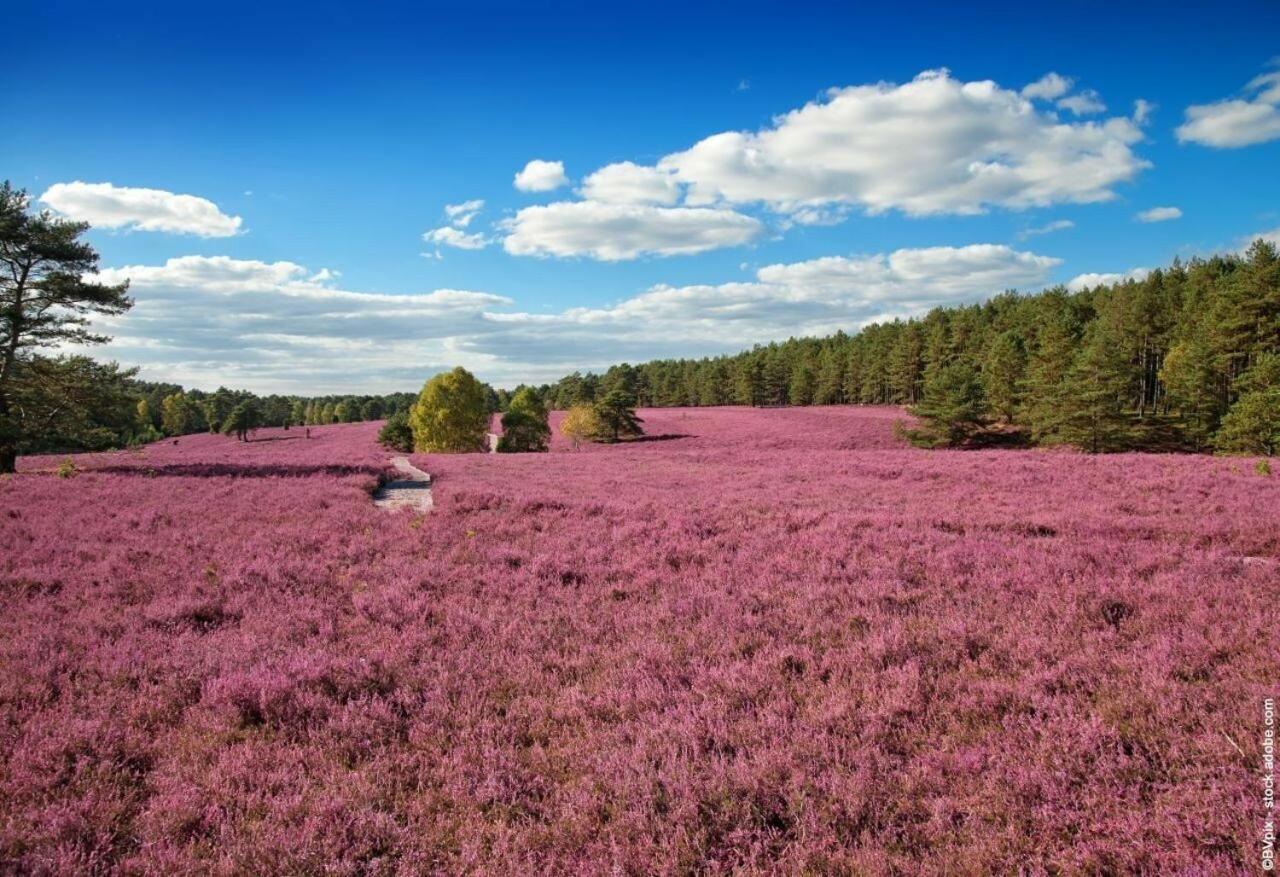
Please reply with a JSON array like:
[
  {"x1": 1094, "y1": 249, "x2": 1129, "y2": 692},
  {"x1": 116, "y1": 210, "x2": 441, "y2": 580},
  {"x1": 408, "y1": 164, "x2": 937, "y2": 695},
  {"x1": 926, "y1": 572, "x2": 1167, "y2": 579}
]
[{"x1": 2, "y1": 407, "x2": 1277, "y2": 874}]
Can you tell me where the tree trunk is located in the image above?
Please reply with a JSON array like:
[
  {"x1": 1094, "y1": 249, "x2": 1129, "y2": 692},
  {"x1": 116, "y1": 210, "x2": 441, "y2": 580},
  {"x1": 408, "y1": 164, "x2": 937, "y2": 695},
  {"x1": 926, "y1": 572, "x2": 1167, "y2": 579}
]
[{"x1": 0, "y1": 443, "x2": 14, "y2": 474}]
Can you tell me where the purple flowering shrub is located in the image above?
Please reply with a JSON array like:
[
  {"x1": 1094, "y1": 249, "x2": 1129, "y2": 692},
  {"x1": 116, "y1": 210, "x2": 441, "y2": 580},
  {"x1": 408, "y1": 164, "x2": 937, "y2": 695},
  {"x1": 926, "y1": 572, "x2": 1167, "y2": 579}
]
[{"x1": 1, "y1": 409, "x2": 1274, "y2": 873}]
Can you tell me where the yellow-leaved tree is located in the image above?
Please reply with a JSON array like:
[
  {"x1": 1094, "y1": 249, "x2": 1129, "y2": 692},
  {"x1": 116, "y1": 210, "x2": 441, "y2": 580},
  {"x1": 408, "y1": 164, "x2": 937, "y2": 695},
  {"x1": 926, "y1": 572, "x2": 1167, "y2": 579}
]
[{"x1": 409, "y1": 366, "x2": 490, "y2": 452}]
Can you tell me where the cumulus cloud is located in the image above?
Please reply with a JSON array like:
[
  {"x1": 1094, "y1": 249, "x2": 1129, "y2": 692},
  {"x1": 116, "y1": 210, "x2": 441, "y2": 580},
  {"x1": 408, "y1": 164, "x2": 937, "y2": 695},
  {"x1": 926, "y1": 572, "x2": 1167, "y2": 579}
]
[
  {"x1": 87, "y1": 243, "x2": 1060, "y2": 391},
  {"x1": 514, "y1": 159, "x2": 569, "y2": 192},
  {"x1": 653, "y1": 69, "x2": 1145, "y2": 217},
  {"x1": 579, "y1": 162, "x2": 680, "y2": 205},
  {"x1": 1066, "y1": 267, "x2": 1151, "y2": 291},
  {"x1": 1177, "y1": 70, "x2": 1280, "y2": 147},
  {"x1": 500, "y1": 201, "x2": 763, "y2": 260},
  {"x1": 1022, "y1": 73, "x2": 1073, "y2": 100},
  {"x1": 91, "y1": 256, "x2": 514, "y2": 392},
  {"x1": 423, "y1": 226, "x2": 489, "y2": 250},
  {"x1": 478, "y1": 244, "x2": 1060, "y2": 365},
  {"x1": 1057, "y1": 90, "x2": 1106, "y2": 115},
  {"x1": 40, "y1": 181, "x2": 243, "y2": 237},
  {"x1": 1135, "y1": 206, "x2": 1181, "y2": 223},
  {"x1": 1018, "y1": 219, "x2": 1075, "y2": 239},
  {"x1": 423, "y1": 199, "x2": 491, "y2": 254}
]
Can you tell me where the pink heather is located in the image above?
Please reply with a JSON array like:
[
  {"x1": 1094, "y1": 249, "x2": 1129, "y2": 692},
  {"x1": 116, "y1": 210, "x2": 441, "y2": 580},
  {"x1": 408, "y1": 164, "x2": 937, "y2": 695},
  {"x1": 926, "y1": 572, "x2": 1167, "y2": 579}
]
[{"x1": 1, "y1": 407, "x2": 1274, "y2": 873}]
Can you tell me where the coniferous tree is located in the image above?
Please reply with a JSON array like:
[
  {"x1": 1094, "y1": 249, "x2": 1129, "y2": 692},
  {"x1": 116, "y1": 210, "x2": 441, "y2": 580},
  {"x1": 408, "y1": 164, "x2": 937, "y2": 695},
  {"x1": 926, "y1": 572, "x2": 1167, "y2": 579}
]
[
  {"x1": 1055, "y1": 320, "x2": 1136, "y2": 453},
  {"x1": 594, "y1": 390, "x2": 644, "y2": 442},
  {"x1": 0, "y1": 183, "x2": 132, "y2": 471},
  {"x1": 497, "y1": 387, "x2": 551, "y2": 452},
  {"x1": 983, "y1": 330, "x2": 1026, "y2": 423},
  {"x1": 901, "y1": 361, "x2": 987, "y2": 448},
  {"x1": 1215, "y1": 353, "x2": 1280, "y2": 455}
]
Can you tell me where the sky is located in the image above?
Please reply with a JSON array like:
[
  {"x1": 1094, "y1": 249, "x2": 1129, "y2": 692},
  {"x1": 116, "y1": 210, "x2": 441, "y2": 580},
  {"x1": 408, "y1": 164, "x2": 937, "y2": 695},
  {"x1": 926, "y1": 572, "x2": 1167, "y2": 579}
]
[{"x1": 4, "y1": 0, "x2": 1280, "y2": 393}]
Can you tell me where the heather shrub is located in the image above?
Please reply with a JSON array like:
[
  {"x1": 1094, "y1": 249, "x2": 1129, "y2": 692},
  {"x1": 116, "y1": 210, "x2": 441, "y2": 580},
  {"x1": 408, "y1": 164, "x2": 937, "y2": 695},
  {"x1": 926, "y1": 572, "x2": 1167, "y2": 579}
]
[{"x1": 2, "y1": 412, "x2": 1274, "y2": 873}]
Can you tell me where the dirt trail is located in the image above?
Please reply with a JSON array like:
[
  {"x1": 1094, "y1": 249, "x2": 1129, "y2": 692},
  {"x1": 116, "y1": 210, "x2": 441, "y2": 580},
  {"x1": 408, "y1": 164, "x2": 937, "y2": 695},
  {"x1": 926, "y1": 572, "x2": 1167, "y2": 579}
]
[{"x1": 373, "y1": 456, "x2": 433, "y2": 511}]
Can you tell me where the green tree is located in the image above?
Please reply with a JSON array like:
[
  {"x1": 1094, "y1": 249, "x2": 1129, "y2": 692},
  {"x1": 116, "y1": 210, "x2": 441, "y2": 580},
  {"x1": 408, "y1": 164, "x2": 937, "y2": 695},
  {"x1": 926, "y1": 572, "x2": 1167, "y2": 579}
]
[
  {"x1": 1019, "y1": 315, "x2": 1077, "y2": 444},
  {"x1": 1160, "y1": 332, "x2": 1224, "y2": 450},
  {"x1": 497, "y1": 387, "x2": 551, "y2": 452},
  {"x1": 0, "y1": 183, "x2": 132, "y2": 472},
  {"x1": 290, "y1": 399, "x2": 307, "y2": 427},
  {"x1": 2, "y1": 356, "x2": 139, "y2": 454},
  {"x1": 788, "y1": 361, "x2": 816, "y2": 406},
  {"x1": 221, "y1": 400, "x2": 260, "y2": 441},
  {"x1": 900, "y1": 361, "x2": 988, "y2": 448},
  {"x1": 377, "y1": 409, "x2": 414, "y2": 451},
  {"x1": 1214, "y1": 354, "x2": 1280, "y2": 455},
  {"x1": 409, "y1": 366, "x2": 489, "y2": 452},
  {"x1": 983, "y1": 330, "x2": 1026, "y2": 423},
  {"x1": 594, "y1": 390, "x2": 644, "y2": 442},
  {"x1": 1056, "y1": 321, "x2": 1135, "y2": 452}
]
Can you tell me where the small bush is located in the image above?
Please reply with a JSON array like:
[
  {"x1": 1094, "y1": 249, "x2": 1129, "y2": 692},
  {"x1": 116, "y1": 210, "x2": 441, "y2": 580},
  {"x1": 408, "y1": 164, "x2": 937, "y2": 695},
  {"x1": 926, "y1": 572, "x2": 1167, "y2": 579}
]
[
  {"x1": 1257, "y1": 458, "x2": 1272, "y2": 476},
  {"x1": 377, "y1": 411, "x2": 413, "y2": 452},
  {"x1": 55, "y1": 458, "x2": 79, "y2": 479}
]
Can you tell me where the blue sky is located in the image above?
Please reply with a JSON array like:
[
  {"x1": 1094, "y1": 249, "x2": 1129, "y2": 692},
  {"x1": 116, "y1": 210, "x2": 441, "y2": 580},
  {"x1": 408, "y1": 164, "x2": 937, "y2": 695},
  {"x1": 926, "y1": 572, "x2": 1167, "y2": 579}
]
[{"x1": 4, "y1": 0, "x2": 1280, "y2": 392}]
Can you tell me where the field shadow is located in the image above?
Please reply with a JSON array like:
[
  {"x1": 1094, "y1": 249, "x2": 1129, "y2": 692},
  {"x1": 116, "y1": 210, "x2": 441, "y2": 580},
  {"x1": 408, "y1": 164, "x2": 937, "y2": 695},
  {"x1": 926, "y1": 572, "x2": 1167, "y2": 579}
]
[
  {"x1": 94, "y1": 462, "x2": 383, "y2": 479},
  {"x1": 619, "y1": 433, "x2": 693, "y2": 444}
]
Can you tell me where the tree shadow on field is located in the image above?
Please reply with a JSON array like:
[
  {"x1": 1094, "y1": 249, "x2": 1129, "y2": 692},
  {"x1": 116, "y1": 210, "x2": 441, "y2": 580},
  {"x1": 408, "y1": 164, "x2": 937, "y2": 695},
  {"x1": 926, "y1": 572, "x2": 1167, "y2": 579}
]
[
  {"x1": 616, "y1": 433, "x2": 692, "y2": 444},
  {"x1": 93, "y1": 462, "x2": 383, "y2": 479}
]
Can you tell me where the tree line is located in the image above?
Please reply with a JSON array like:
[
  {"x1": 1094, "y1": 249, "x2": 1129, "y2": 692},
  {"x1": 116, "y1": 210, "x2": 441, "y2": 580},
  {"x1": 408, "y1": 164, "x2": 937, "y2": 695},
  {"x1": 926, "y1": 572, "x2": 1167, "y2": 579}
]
[{"x1": 536, "y1": 241, "x2": 1280, "y2": 454}]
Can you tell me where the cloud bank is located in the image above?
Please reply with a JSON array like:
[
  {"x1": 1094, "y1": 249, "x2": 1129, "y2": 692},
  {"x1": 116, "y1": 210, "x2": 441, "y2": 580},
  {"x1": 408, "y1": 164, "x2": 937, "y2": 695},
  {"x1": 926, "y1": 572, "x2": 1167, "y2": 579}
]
[{"x1": 41, "y1": 182, "x2": 243, "y2": 237}]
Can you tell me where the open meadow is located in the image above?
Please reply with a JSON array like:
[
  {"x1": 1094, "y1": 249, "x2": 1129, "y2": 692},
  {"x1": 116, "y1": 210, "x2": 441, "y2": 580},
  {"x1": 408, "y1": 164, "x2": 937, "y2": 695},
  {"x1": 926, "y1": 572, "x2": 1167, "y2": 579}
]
[{"x1": 2, "y1": 406, "x2": 1276, "y2": 874}]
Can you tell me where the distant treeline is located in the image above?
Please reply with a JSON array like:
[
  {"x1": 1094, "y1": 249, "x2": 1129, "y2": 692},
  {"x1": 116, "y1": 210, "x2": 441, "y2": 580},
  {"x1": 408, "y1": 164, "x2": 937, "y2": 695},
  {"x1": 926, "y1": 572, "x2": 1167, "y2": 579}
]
[
  {"x1": 537, "y1": 241, "x2": 1280, "y2": 454},
  {"x1": 24, "y1": 382, "x2": 516, "y2": 454}
]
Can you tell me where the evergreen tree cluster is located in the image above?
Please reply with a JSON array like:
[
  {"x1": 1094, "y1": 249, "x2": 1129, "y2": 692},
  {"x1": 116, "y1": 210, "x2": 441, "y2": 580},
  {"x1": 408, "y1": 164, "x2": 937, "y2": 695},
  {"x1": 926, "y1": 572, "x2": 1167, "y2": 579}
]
[{"x1": 537, "y1": 241, "x2": 1280, "y2": 454}]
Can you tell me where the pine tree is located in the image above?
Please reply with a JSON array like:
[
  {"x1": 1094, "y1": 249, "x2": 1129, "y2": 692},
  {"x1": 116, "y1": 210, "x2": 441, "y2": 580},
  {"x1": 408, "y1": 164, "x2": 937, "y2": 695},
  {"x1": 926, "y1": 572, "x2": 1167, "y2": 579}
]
[
  {"x1": 0, "y1": 183, "x2": 132, "y2": 471},
  {"x1": 1019, "y1": 316, "x2": 1077, "y2": 444},
  {"x1": 1056, "y1": 320, "x2": 1136, "y2": 452},
  {"x1": 1214, "y1": 353, "x2": 1280, "y2": 455},
  {"x1": 594, "y1": 390, "x2": 644, "y2": 441},
  {"x1": 788, "y1": 362, "x2": 816, "y2": 405},
  {"x1": 983, "y1": 330, "x2": 1026, "y2": 423},
  {"x1": 901, "y1": 361, "x2": 987, "y2": 448},
  {"x1": 1160, "y1": 329, "x2": 1224, "y2": 450}
]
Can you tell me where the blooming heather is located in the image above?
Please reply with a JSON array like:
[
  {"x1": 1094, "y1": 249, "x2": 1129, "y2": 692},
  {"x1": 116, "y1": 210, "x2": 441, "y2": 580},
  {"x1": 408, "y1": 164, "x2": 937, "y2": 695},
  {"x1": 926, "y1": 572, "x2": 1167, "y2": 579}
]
[{"x1": 1, "y1": 409, "x2": 1275, "y2": 873}]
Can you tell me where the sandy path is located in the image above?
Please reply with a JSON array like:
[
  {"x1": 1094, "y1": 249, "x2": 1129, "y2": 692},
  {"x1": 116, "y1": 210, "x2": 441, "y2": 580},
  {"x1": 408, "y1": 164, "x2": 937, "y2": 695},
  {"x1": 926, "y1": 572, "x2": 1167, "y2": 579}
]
[{"x1": 373, "y1": 456, "x2": 433, "y2": 511}]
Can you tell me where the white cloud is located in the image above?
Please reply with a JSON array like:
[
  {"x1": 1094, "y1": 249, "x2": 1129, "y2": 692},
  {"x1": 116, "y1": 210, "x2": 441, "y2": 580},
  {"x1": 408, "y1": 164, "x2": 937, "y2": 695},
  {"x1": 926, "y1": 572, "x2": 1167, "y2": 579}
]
[
  {"x1": 1066, "y1": 267, "x2": 1151, "y2": 291},
  {"x1": 1022, "y1": 73, "x2": 1073, "y2": 100},
  {"x1": 1133, "y1": 99, "x2": 1156, "y2": 126},
  {"x1": 423, "y1": 226, "x2": 489, "y2": 250},
  {"x1": 1057, "y1": 90, "x2": 1106, "y2": 115},
  {"x1": 579, "y1": 162, "x2": 680, "y2": 205},
  {"x1": 1136, "y1": 206, "x2": 1181, "y2": 223},
  {"x1": 40, "y1": 181, "x2": 243, "y2": 237},
  {"x1": 1177, "y1": 71, "x2": 1280, "y2": 147},
  {"x1": 653, "y1": 69, "x2": 1145, "y2": 217},
  {"x1": 444, "y1": 199, "x2": 484, "y2": 227},
  {"x1": 514, "y1": 159, "x2": 569, "y2": 192},
  {"x1": 1241, "y1": 227, "x2": 1280, "y2": 252},
  {"x1": 90, "y1": 256, "x2": 514, "y2": 392},
  {"x1": 422, "y1": 199, "x2": 491, "y2": 254},
  {"x1": 87, "y1": 243, "x2": 1060, "y2": 391},
  {"x1": 500, "y1": 201, "x2": 763, "y2": 260},
  {"x1": 1018, "y1": 218, "x2": 1075, "y2": 239},
  {"x1": 478, "y1": 244, "x2": 1060, "y2": 365}
]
